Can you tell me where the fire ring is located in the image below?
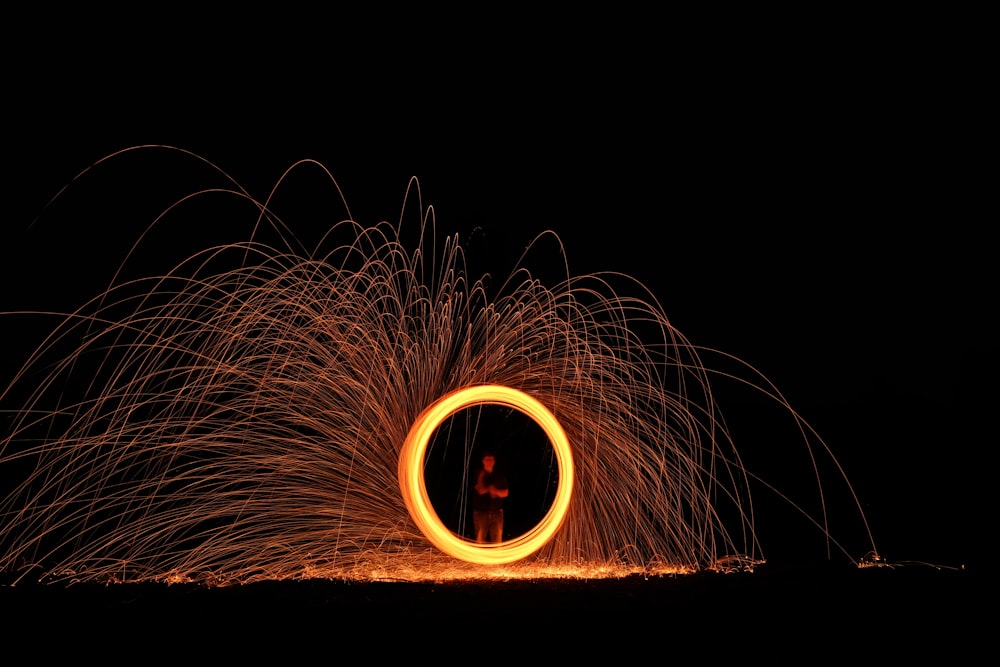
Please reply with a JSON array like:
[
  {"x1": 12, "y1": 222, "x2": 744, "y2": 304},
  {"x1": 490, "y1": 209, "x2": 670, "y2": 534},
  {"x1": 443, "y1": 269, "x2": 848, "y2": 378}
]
[{"x1": 398, "y1": 384, "x2": 574, "y2": 564}]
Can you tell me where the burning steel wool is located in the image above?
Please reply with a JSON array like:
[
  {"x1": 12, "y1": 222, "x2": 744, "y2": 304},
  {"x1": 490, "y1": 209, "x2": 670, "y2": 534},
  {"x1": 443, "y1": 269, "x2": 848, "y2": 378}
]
[{"x1": 0, "y1": 146, "x2": 876, "y2": 585}]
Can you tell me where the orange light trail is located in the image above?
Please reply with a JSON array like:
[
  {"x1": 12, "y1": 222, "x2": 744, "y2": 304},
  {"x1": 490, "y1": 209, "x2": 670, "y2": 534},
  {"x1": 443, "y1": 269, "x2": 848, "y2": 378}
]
[
  {"x1": 0, "y1": 146, "x2": 878, "y2": 585},
  {"x1": 399, "y1": 384, "x2": 573, "y2": 564}
]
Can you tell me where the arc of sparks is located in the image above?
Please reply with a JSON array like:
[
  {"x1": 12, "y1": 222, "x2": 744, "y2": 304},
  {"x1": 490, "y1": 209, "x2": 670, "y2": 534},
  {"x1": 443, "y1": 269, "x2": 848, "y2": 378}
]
[{"x1": 0, "y1": 145, "x2": 879, "y2": 585}]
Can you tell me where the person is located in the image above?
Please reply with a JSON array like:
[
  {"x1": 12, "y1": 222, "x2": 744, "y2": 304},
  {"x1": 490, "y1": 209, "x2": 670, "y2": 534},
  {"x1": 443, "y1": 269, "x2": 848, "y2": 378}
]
[{"x1": 472, "y1": 450, "x2": 508, "y2": 544}]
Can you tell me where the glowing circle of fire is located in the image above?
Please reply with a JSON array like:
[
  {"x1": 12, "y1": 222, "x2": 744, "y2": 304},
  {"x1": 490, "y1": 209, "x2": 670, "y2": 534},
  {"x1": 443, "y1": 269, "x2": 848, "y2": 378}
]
[{"x1": 399, "y1": 384, "x2": 574, "y2": 564}]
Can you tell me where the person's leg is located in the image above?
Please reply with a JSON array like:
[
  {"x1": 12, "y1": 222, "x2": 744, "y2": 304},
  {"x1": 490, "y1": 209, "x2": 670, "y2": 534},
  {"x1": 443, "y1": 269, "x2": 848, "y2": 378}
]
[
  {"x1": 489, "y1": 509, "x2": 503, "y2": 543},
  {"x1": 474, "y1": 511, "x2": 487, "y2": 543}
]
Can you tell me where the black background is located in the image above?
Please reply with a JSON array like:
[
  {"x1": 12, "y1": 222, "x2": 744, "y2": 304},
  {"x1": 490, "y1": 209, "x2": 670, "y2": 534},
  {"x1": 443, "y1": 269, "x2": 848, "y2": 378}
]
[{"x1": 1, "y1": 11, "x2": 990, "y2": 652}]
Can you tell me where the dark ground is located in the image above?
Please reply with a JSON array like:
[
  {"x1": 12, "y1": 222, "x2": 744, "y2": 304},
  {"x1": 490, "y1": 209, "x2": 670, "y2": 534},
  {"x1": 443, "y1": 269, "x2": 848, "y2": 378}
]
[{"x1": 1, "y1": 562, "x2": 986, "y2": 659}]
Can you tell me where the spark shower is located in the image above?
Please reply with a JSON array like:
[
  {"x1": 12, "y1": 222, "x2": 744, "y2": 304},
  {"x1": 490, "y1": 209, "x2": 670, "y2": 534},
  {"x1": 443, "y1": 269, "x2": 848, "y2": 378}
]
[{"x1": 0, "y1": 146, "x2": 876, "y2": 585}]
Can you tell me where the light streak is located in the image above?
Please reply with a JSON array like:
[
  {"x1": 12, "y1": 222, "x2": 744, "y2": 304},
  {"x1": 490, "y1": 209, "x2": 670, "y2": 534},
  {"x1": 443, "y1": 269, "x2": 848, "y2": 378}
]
[
  {"x1": 399, "y1": 384, "x2": 573, "y2": 564},
  {"x1": 0, "y1": 146, "x2": 877, "y2": 585}
]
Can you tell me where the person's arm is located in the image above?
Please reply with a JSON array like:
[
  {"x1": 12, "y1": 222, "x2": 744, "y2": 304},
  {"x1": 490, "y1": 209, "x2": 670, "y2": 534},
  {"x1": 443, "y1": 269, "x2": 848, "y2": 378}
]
[
  {"x1": 489, "y1": 475, "x2": 509, "y2": 498},
  {"x1": 474, "y1": 469, "x2": 489, "y2": 495}
]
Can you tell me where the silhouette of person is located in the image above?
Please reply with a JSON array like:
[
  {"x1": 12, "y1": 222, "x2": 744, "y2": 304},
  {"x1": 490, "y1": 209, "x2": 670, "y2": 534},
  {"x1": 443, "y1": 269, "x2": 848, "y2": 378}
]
[{"x1": 472, "y1": 450, "x2": 508, "y2": 543}]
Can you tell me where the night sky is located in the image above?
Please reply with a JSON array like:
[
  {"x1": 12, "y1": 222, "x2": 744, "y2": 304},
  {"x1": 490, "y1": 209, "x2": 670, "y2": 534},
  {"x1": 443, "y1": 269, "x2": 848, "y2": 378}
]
[{"x1": 3, "y1": 21, "x2": 989, "y2": 577}]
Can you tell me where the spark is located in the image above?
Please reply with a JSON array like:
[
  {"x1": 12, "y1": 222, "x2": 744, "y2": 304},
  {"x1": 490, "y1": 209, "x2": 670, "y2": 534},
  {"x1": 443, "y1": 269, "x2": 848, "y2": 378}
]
[{"x1": 0, "y1": 146, "x2": 877, "y2": 585}]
